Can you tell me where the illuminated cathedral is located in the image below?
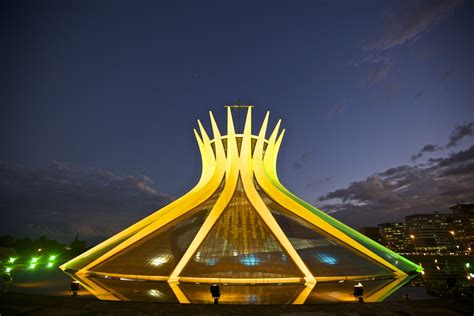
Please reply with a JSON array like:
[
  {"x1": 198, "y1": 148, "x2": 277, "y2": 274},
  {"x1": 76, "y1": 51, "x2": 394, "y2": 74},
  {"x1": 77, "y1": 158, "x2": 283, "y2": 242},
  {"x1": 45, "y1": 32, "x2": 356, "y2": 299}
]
[{"x1": 61, "y1": 106, "x2": 421, "y2": 304}]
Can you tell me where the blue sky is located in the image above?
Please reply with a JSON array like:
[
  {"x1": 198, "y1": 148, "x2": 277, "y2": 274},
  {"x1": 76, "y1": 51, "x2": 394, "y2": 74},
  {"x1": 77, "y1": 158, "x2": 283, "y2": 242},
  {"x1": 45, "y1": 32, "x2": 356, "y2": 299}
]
[{"x1": 0, "y1": 0, "x2": 472, "y2": 241}]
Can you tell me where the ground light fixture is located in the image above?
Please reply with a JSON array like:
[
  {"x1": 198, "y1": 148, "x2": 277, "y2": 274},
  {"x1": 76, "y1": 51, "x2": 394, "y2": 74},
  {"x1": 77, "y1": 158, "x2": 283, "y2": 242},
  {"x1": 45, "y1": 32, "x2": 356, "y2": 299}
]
[
  {"x1": 5, "y1": 267, "x2": 12, "y2": 273},
  {"x1": 9, "y1": 257, "x2": 17, "y2": 264},
  {"x1": 28, "y1": 257, "x2": 40, "y2": 269}
]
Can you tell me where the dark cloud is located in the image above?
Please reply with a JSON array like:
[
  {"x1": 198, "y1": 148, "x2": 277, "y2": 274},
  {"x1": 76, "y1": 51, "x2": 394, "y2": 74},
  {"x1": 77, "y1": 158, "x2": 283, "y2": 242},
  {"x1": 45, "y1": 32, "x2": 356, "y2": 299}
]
[
  {"x1": 439, "y1": 145, "x2": 474, "y2": 167},
  {"x1": 317, "y1": 145, "x2": 474, "y2": 228},
  {"x1": 293, "y1": 153, "x2": 309, "y2": 170},
  {"x1": 367, "y1": 0, "x2": 464, "y2": 51},
  {"x1": 414, "y1": 91, "x2": 423, "y2": 98},
  {"x1": 0, "y1": 161, "x2": 173, "y2": 243},
  {"x1": 446, "y1": 122, "x2": 474, "y2": 148},
  {"x1": 411, "y1": 144, "x2": 444, "y2": 161}
]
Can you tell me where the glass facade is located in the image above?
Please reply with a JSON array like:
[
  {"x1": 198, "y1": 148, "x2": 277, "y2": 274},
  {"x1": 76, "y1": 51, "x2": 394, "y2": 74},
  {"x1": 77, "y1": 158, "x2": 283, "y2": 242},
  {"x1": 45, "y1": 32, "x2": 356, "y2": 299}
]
[
  {"x1": 256, "y1": 182, "x2": 392, "y2": 277},
  {"x1": 305, "y1": 278, "x2": 395, "y2": 303},
  {"x1": 91, "y1": 181, "x2": 224, "y2": 276},
  {"x1": 179, "y1": 283, "x2": 305, "y2": 304},
  {"x1": 65, "y1": 232, "x2": 136, "y2": 272},
  {"x1": 181, "y1": 178, "x2": 303, "y2": 279},
  {"x1": 90, "y1": 277, "x2": 179, "y2": 303}
]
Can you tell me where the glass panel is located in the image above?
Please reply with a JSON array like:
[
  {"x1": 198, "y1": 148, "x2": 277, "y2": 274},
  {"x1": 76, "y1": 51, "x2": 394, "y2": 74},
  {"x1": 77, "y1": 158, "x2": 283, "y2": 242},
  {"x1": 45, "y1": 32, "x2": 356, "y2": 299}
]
[
  {"x1": 91, "y1": 181, "x2": 224, "y2": 276},
  {"x1": 179, "y1": 283, "x2": 305, "y2": 304},
  {"x1": 65, "y1": 232, "x2": 135, "y2": 272},
  {"x1": 305, "y1": 278, "x2": 395, "y2": 303},
  {"x1": 181, "y1": 178, "x2": 304, "y2": 278},
  {"x1": 89, "y1": 277, "x2": 178, "y2": 302},
  {"x1": 255, "y1": 182, "x2": 392, "y2": 277}
]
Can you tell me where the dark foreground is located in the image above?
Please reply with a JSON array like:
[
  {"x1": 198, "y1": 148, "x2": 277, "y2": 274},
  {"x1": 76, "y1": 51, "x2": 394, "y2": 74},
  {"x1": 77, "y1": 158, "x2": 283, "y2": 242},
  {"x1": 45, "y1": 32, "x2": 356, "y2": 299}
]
[{"x1": 1, "y1": 293, "x2": 473, "y2": 316}]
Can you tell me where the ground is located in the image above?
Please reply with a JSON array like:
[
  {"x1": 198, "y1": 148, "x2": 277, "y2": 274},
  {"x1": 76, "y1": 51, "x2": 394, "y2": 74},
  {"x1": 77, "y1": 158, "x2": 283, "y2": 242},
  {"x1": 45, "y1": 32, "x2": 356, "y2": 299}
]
[{"x1": 0, "y1": 293, "x2": 473, "y2": 315}]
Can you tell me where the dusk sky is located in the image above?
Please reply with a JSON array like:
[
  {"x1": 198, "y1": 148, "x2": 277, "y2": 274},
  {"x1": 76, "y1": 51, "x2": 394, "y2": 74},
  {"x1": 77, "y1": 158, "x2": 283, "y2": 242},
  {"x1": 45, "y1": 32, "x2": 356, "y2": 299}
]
[{"x1": 1, "y1": 0, "x2": 473, "y2": 242}]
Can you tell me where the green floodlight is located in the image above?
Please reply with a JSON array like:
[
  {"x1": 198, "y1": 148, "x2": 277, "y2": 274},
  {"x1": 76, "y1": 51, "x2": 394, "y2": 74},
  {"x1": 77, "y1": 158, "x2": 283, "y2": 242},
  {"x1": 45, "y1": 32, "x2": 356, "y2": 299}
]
[
  {"x1": 49, "y1": 255, "x2": 57, "y2": 261},
  {"x1": 9, "y1": 257, "x2": 17, "y2": 264},
  {"x1": 47, "y1": 262, "x2": 54, "y2": 268},
  {"x1": 5, "y1": 267, "x2": 12, "y2": 273},
  {"x1": 29, "y1": 263, "x2": 37, "y2": 269},
  {"x1": 31, "y1": 257, "x2": 39, "y2": 263}
]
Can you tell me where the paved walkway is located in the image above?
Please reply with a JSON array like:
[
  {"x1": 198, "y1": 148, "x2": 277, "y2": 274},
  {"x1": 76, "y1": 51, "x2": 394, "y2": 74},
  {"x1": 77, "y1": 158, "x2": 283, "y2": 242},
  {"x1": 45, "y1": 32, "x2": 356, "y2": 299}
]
[{"x1": 0, "y1": 292, "x2": 473, "y2": 315}]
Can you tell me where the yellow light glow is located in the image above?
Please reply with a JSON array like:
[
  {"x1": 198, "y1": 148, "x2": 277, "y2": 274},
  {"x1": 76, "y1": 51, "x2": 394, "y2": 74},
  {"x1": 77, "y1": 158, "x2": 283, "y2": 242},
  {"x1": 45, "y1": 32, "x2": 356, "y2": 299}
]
[
  {"x1": 150, "y1": 256, "x2": 170, "y2": 266},
  {"x1": 148, "y1": 289, "x2": 164, "y2": 298}
]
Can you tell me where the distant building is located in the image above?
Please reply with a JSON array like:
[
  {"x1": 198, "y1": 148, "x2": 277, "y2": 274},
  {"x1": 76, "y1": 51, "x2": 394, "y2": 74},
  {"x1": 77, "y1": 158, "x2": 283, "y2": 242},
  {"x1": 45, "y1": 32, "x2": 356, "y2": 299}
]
[
  {"x1": 405, "y1": 213, "x2": 455, "y2": 253},
  {"x1": 358, "y1": 227, "x2": 383, "y2": 244},
  {"x1": 378, "y1": 222, "x2": 414, "y2": 253},
  {"x1": 450, "y1": 203, "x2": 474, "y2": 251}
]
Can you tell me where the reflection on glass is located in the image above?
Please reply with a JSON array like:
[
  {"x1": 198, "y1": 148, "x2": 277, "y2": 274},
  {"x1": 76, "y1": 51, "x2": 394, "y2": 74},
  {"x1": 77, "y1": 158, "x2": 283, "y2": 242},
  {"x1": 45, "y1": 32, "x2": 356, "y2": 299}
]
[
  {"x1": 150, "y1": 254, "x2": 173, "y2": 267},
  {"x1": 91, "y1": 181, "x2": 225, "y2": 276},
  {"x1": 256, "y1": 182, "x2": 392, "y2": 277},
  {"x1": 181, "y1": 178, "x2": 303, "y2": 278},
  {"x1": 239, "y1": 254, "x2": 261, "y2": 266}
]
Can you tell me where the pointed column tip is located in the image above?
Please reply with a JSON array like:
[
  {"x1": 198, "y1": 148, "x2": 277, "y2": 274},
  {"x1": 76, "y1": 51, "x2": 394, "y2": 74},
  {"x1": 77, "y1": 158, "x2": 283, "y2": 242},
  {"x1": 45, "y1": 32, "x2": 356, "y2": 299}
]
[{"x1": 197, "y1": 119, "x2": 205, "y2": 130}]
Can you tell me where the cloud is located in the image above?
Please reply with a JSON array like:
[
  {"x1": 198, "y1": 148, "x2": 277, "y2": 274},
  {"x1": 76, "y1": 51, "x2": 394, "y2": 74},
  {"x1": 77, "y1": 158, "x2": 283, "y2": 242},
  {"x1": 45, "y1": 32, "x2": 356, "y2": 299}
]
[
  {"x1": 367, "y1": 0, "x2": 464, "y2": 51},
  {"x1": 317, "y1": 145, "x2": 474, "y2": 227},
  {"x1": 409, "y1": 122, "x2": 473, "y2": 162},
  {"x1": 446, "y1": 122, "x2": 474, "y2": 148},
  {"x1": 356, "y1": 0, "x2": 464, "y2": 85},
  {"x1": 293, "y1": 153, "x2": 309, "y2": 170},
  {"x1": 367, "y1": 62, "x2": 391, "y2": 85},
  {"x1": 0, "y1": 161, "x2": 173, "y2": 243},
  {"x1": 411, "y1": 144, "x2": 444, "y2": 161}
]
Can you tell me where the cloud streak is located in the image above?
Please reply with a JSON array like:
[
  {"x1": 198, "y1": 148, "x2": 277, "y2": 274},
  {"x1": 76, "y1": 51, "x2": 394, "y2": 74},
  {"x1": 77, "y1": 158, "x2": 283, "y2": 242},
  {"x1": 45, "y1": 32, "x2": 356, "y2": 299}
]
[
  {"x1": 447, "y1": 122, "x2": 474, "y2": 148},
  {"x1": 356, "y1": 0, "x2": 464, "y2": 85},
  {"x1": 367, "y1": 62, "x2": 391, "y2": 85},
  {"x1": 411, "y1": 144, "x2": 444, "y2": 161},
  {"x1": 367, "y1": 0, "x2": 464, "y2": 51},
  {"x1": 0, "y1": 161, "x2": 173, "y2": 242},
  {"x1": 317, "y1": 145, "x2": 474, "y2": 228}
]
